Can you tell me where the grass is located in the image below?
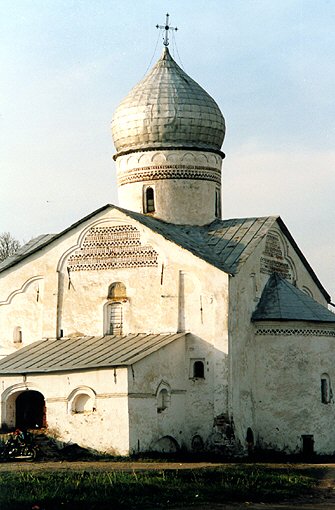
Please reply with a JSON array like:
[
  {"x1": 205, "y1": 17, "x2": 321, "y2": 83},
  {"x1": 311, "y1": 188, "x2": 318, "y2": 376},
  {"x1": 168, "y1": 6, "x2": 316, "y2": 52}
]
[{"x1": 0, "y1": 465, "x2": 316, "y2": 510}]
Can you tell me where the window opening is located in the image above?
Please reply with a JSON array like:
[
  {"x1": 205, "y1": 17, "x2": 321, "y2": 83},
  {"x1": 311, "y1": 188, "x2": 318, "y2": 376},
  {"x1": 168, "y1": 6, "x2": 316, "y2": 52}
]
[
  {"x1": 145, "y1": 187, "x2": 155, "y2": 213},
  {"x1": 109, "y1": 303, "x2": 123, "y2": 335},
  {"x1": 157, "y1": 388, "x2": 169, "y2": 413},
  {"x1": 321, "y1": 373, "x2": 331, "y2": 404},
  {"x1": 13, "y1": 327, "x2": 22, "y2": 344},
  {"x1": 215, "y1": 188, "x2": 221, "y2": 218},
  {"x1": 193, "y1": 360, "x2": 205, "y2": 378}
]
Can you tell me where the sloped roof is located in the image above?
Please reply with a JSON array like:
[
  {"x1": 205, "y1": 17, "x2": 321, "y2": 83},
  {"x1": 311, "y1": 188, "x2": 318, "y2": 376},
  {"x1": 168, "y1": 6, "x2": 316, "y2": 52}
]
[
  {"x1": 127, "y1": 211, "x2": 277, "y2": 275},
  {"x1": 0, "y1": 333, "x2": 185, "y2": 374},
  {"x1": 0, "y1": 204, "x2": 330, "y2": 301},
  {"x1": 0, "y1": 204, "x2": 277, "y2": 275},
  {"x1": 252, "y1": 273, "x2": 335, "y2": 323},
  {"x1": 0, "y1": 234, "x2": 54, "y2": 272}
]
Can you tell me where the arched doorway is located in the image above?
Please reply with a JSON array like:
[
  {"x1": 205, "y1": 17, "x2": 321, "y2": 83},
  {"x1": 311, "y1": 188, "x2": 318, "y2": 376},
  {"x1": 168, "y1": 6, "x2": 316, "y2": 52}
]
[{"x1": 15, "y1": 391, "x2": 46, "y2": 429}]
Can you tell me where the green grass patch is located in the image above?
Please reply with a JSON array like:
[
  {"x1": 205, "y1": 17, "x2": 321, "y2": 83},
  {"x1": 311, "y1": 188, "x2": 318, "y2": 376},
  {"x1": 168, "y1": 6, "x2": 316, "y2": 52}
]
[{"x1": 0, "y1": 465, "x2": 316, "y2": 510}]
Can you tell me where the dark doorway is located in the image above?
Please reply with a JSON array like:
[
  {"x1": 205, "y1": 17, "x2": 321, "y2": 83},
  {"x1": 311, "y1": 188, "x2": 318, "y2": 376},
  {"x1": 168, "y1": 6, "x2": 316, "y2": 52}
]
[{"x1": 16, "y1": 391, "x2": 46, "y2": 429}]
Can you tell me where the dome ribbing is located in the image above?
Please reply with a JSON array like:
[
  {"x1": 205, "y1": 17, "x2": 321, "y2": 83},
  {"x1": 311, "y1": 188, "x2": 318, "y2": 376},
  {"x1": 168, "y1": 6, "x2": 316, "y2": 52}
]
[{"x1": 111, "y1": 48, "x2": 225, "y2": 157}]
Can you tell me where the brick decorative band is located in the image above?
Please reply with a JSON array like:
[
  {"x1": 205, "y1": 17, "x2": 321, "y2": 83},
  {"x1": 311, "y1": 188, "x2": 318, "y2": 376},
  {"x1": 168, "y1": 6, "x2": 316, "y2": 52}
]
[
  {"x1": 117, "y1": 165, "x2": 221, "y2": 186},
  {"x1": 68, "y1": 225, "x2": 158, "y2": 271},
  {"x1": 255, "y1": 327, "x2": 335, "y2": 337}
]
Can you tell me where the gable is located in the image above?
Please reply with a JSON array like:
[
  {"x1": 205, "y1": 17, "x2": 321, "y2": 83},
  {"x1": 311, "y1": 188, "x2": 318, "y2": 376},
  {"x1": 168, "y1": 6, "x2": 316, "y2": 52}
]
[
  {"x1": 0, "y1": 204, "x2": 330, "y2": 302},
  {"x1": 0, "y1": 204, "x2": 277, "y2": 275}
]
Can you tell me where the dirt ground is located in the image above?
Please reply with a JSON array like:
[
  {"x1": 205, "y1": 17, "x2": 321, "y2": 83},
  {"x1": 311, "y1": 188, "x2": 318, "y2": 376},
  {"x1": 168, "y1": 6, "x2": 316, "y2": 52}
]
[{"x1": 1, "y1": 460, "x2": 335, "y2": 509}]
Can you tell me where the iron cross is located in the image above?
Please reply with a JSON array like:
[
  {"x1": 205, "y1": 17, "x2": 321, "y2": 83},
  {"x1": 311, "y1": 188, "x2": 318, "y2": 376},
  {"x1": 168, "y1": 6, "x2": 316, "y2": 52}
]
[{"x1": 156, "y1": 13, "x2": 178, "y2": 47}]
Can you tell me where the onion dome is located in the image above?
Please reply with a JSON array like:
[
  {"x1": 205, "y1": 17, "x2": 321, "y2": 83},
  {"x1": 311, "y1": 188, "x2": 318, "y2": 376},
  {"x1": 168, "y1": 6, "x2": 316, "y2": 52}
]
[{"x1": 111, "y1": 47, "x2": 225, "y2": 158}]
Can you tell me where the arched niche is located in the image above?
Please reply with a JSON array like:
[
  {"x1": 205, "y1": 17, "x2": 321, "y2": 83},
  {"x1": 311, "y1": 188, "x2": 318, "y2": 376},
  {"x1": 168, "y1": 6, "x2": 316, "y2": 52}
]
[{"x1": 68, "y1": 387, "x2": 97, "y2": 415}]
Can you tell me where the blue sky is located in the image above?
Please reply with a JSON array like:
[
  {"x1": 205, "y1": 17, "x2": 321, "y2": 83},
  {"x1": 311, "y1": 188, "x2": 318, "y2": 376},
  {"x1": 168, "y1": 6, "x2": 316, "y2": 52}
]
[{"x1": 1, "y1": 0, "x2": 335, "y2": 299}]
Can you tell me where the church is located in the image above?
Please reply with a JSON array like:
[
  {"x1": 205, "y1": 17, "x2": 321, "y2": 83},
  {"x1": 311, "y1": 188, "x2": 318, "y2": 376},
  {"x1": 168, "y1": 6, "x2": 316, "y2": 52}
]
[{"x1": 0, "y1": 29, "x2": 335, "y2": 456}]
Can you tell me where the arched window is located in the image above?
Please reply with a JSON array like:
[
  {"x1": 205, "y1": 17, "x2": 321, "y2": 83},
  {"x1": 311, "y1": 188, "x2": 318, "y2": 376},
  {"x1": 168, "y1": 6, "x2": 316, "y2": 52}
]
[
  {"x1": 108, "y1": 302, "x2": 123, "y2": 335},
  {"x1": 105, "y1": 282, "x2": 127, "y2": 336},
  {"x1": 157, "y1": 388, "x2": 169, "y2": 413},
  {"x1": 156, "y1": 382, "x2": 171, "y2": 413},
  {"x1": 13, "y1": 327, "x2": 22, "y2": 344},
  {"x1": 144, "y1": 187, "x2": 155, "y2": 213},
  {"x1": 321, "y1": 373, "x2": 332, "y2": 404},
  {"x1": 193, "y1": 360, "x2": 205, "y2": 378}
]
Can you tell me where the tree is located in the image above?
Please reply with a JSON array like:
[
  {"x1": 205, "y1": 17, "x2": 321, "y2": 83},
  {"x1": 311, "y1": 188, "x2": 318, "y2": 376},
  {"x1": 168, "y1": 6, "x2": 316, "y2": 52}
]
[{"x1": 0, "y1": 232, "x2": 21, "y2": 262}]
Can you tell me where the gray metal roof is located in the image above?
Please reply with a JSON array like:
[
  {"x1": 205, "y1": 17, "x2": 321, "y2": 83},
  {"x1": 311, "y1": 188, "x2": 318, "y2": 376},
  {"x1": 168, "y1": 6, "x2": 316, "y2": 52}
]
[
  {"x1": 125, "y1": 210, "x2": 277, "y2": 275},
  {"x1": 0, "y1": 333, "x2": 185, "y2": 374},
  {"x1": 0, "y1": 234, "x2": 55, "y2": 272},
  {"x1": 252, "y1": 273, "x2": 335, "y2": 323},
  {"x1": 111, "y1": 47, "x2": 225, "y2": 157},
  {"x1": 0, "y1": 204, "x2": 330, "y2": 302}
]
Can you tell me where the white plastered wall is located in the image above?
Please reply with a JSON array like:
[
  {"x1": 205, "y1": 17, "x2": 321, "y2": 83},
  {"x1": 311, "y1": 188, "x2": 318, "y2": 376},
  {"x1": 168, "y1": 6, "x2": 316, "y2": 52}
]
[
  {"x1": 228, "y1": 220, "x2": 333, "y2": 452},
  {"x1": 127, "y1": 334, "x2": 219, "y2": 453},
  {"x1": 0, "y1": 367, "x2": 130, "y2": 455},
  {"x1": 0, "y1": 206, "x2": 230, "y2": 453},
  {"x1": 252, "y1": 324, "x2": 335, "y2": 454}
]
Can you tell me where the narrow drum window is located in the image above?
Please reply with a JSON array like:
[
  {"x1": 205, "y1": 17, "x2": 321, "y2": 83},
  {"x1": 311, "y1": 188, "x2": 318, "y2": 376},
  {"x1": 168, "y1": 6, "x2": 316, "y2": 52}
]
[
  {"x1": 215, "y1": 188, "x2": 221, "y2": 218},
  {"x1": 109, "y1": 303, "x2": 123, "y2": 335},
  {"x1": 145, "y1": 187, "x2": 155, "y2": 213}
]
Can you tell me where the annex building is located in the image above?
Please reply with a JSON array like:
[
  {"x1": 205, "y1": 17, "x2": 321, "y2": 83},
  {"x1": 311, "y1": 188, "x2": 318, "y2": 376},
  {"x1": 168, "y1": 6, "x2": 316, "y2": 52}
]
[{"x1": 0, "y1": 41, "x2": 334, "y2": 456}]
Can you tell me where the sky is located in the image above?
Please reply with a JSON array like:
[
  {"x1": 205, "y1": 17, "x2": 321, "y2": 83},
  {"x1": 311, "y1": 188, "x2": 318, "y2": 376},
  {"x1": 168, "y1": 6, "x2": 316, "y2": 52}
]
[{"x1": 1, "y1": 0, "x2": 335, "y2": 300}]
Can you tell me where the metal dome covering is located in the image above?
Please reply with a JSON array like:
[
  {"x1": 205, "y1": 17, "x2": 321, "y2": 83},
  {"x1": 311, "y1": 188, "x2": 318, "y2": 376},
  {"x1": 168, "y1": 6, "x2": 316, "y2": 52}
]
[{"x1": 111, "y1": 48, "x2": 225, "y2": 157}]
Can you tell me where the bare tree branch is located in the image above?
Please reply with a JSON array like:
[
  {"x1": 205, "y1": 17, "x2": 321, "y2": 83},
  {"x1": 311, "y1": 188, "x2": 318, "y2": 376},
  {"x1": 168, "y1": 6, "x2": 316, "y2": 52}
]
[{"x1": 0, "y1": 232, "x2": 21, "y2": 262}]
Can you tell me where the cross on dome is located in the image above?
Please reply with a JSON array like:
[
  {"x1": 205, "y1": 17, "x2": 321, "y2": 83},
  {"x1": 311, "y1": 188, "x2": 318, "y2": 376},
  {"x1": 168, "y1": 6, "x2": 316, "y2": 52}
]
[{"x1": 156, "y1": 13, "x2": 178, "y2": 47}]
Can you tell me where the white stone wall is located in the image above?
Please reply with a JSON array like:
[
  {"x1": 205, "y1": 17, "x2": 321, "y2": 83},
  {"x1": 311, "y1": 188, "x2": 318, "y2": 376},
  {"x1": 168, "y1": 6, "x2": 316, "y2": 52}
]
[
  {"x1": 0, "y1": 208, "x2": 228, "y2": 347},
  {"x1": 0, "y1": 332, "x2": 225, "y2": 454},
  {"x1": 0, "y1": 367, "x2": 130, "y2": 455},
  {"x1": 252, "y1": 324, "x2": 335, "y2": 454},
  {"x1": 127, "y1": 333, "x2": 220, "y2": 453},
  {"x1": 228, "y1": 221, "x2": 334, "y2": 453},
  {"x1": 116, "y1": 149, "x2": 223, "y2": 225},
  {"x1": 0, "y1": 206, "x2": 230, "y2": 453}
]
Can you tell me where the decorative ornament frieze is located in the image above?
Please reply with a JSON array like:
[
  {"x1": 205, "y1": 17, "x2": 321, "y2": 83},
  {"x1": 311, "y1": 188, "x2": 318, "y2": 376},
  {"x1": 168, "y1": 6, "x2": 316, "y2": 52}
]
[
  {"x1": 260, "y1": 232, "x2": 294, "y2": 281},
  {"x1": 255, "y1": 327, "x2": 335, "y2": 337},
  {"x1": 117, "y1": 164, "x2": 221, "y2": 186},
  {"x1": 68, "y1": 225, "x2": 158, "y2": 271}
]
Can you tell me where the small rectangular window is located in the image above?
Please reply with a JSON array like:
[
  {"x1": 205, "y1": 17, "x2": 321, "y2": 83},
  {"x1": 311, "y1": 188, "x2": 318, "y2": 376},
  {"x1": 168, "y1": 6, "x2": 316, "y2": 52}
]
[
  {"x1": 109, "y1": 303, "x2": 123, "y2": 335},
  {"x1": 189, "y1": 358, "x2": 205, "y2": 379}
]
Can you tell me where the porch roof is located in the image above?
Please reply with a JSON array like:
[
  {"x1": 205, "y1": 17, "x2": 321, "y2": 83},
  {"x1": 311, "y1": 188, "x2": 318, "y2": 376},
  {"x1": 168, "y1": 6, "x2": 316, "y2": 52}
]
[{"x1": 0, "y1": 333, "x2": 185, "y2": 374}]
